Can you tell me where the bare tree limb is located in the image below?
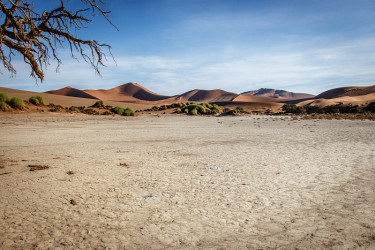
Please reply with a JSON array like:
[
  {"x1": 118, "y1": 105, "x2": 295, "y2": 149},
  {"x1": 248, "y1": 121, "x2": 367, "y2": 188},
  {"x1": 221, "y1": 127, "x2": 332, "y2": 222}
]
[{"x1": 0, "y1": 0, "x2": 116, "y2": 82}]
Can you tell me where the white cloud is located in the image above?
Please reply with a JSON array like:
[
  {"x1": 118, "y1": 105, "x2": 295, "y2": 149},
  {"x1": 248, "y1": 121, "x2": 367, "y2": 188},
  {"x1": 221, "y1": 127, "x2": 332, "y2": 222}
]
[{"x1": 1, "y1": 36, "x2": 374, "y2": 96}]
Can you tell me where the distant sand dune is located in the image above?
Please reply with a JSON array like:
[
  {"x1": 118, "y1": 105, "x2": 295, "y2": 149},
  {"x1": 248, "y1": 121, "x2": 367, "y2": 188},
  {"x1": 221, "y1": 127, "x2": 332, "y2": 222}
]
[
  {"x1": 84, "y1": 82, "x2": 171, "y2": 102},
  {"x1": 299, "y1": 92, "x2": 375, "y2": 108},
  {"x1": 232, "y1": 94, "x2": 282, "y2": 103},
  {"x1": 2, "y1": 83, "x2": 375, "y2": 111},
  {"x1": 242, "y1": 88, "x2": 314, "y2": 99},
  {"x1": 44, "y1": 83, "x2": 320, "y2": 105},
  {"x1": 171, "y1": 89, "x2": 238, "y2": 103},
  {"x1": 314, "y1": 85, "x2": 375, "y2": 99},
  {"x1": 46, "y1": 86, "x2": 98, "y2": 99},
  {"x1": 0, "y1": 87, "x2": 152, "y2": 110}
]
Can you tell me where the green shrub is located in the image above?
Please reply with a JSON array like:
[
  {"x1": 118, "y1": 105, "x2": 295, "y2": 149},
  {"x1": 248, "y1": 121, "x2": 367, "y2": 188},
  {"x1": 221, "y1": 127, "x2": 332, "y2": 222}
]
[
  {"x1": 49, "y1": 104, "x2": 64, "y2": 112},
  {"x1": 29, "y1": 96, "x2": 40, "y2": 106},
  {"x1": 0, "y1": 101, "x2": 10, "y2": 111},
  {"x1": 189, "y1": 109, "x2": 198, "y2": 115},
  {"x1": 122, "y1": 107, "x2": 135, "y2": 116},
  {"x1": 112, "y1": 106, "x2": 124, "y2": 115},
  {"x1": 364, "y1": 102, "x2": 375, "y2": 113},
  {"x1": 9, "y1": 97, "x2": 25, "y2": 109},
  {"x1": 222, "y1": 107, "x2": 250, "y2": 116},
  {"x1": 200, "y1": 102, "x2": 213, "y2": 109},
  {"x1": 0, "y1": 93, "x2": 11, "y2": 103},
  {"x1": 159, "y1": 105, "x2": 167, "y2": 110},
  {"x1": 68, "y1": 106, "x2": 80, "y2": 112},
  {"x1": 49, "y1": 107, "x2": 59, "y2": 112},
  {"x1": 349, "y1": 105, "x2": 360, "y2": 113},
  {"x1": 195, "y1": 105, "x2": 205, "y2": 114},
  {"x1": 91, "y1": 100, "x2": 105, "y2": 108},
  {"x1": 332, "y1": 108, "x2": 340, "y2": 114},
  {"x1": 282, "y1": 104, "x2": 306, "y2": 114},
  {"x1": 211, "y1": 104, "x2": 221, "y2": 113},
  {"x1": 29, "y1": 96, "x2": 45, "y2": 106},
  {"x1": 35, "y1": 96, "x2": 45, "y2": 105}
]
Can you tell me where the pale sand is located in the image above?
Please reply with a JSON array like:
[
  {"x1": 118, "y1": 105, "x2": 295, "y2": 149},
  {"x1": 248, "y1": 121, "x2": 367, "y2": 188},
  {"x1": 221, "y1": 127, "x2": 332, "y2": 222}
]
[{"x1": 0, "y1": 113, "x2": 374, "y2": 249}]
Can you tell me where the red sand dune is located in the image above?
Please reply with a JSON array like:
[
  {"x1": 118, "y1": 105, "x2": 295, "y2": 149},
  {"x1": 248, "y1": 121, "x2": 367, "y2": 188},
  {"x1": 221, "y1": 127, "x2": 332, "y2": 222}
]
[
  {"x1": 233, "y1": 94, "x2": 283, "y2": 103},
  {"x1": 242, "y1": 88, "x2": 314, "y2": 99},
  {"x1": 42, "y1": 83, "x2": 375, "y2": 109},
  {"x1": 298, "y1": 92, "x2": 375, "y2": 108},
  {"x1": 169, "y1": 89, "x2": 239, "y2": 103},
  {"x1": 0, "y1": 87, "x2": 152, "y2": 110},
  {"x1": 46, "y1": 86, "x2": 98, "y2": 99},
  {"x1": 84, "y1": 82, "x2": 171, "y2": 103},
  {"x1": 314, "y1": 85, "x2": 375, "y2": 99},
  {"x1": 46, "y1": 83, "x2": 316, "y2": 105},
  {"x1": 294, "y1": 85, "x2": 375, "y2": 108}
]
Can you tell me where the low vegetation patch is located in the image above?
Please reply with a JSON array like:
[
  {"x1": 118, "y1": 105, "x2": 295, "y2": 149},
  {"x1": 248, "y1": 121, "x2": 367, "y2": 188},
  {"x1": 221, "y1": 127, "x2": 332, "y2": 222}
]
[
  {"x1": 282, "y1": 103, "x2": 375, "y2": 120},
  {"x1": 0, "y1": 93, "x2": 11, "y2": 103},
  {"x1": 48, "y1": 104, "x2": 64, "y2": 112},
  {"x1": 144, "y1": 102, "x2": 196, "y2": 112},
  {"x1": 282, "y1": 104, "x2": 306, "y2": 114},
  {"x1": 29, "y1": 96, "x2": 45, "y2": 106},
  {"x1": 123, "y1": 107, "x2": 135, "y2": 116},
  {"x1": 172, "y1": 103, "x2": 222, "y2": 115},
  {"x1": 222, "y1": 107, "x2": 250, "y2": 116},
  {"x1": 81, "y1": 108, "x2": 99, "y2": 115},
  {"x1": 364, "y1": 102, "x2": 375, "y2": 113},
  {"x1": 0, "y1": 101, "x2": 10, "y2": 111},
  {"x1": 91, "y1": 100, "x2": 105, "y2": 108},
  {"x1": 66, "y1": 106, "x2": 85, "y2": 112},
  {"x1": 9, "y1": 97, "x2": 25, "y2": 109},
  {"x1": 112, "y1": 106, "x2": 124, "y2": 115}
]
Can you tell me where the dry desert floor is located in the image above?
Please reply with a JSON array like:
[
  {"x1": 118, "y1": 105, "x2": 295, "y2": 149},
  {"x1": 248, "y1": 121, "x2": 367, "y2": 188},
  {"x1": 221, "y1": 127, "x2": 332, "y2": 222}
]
[{"x1": 0, "y1": 113, "x2": 375, "y2": 249}]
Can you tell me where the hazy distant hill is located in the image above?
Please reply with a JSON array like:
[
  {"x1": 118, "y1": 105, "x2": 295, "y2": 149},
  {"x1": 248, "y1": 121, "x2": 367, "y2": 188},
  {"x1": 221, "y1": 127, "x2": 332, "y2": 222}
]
[{"x1": 241, "y1": 88, "x2": 314, "y2": 99}]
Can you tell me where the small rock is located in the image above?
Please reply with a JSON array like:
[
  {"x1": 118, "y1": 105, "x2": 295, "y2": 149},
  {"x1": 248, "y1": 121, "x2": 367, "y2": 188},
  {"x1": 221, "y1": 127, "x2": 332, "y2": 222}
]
[
  {"x1": 206, "y1": 166, "x2": 222, "y2": 170},
  {"x1": 28, "y1": 165, "x2": 50, "y2": 171},
  {"x1": 70, "y1": 199, "x2": 77, "y2": 205}
]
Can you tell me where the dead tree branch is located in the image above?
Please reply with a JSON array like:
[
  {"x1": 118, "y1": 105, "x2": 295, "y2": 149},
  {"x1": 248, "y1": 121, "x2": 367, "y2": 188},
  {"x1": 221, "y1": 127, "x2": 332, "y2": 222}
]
[{"x1": 0, "y1": 0, "x2": 116, "y2": 82}]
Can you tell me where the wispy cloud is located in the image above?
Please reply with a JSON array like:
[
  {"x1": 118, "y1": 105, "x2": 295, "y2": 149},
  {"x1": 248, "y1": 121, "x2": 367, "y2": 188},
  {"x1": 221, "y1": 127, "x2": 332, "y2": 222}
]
[
  {"x1": 0, "y1": 1, "x2": 374, "y2": 95},
  {"x1": 1, "y1": 36, "x2": 374, "y2": 95}
]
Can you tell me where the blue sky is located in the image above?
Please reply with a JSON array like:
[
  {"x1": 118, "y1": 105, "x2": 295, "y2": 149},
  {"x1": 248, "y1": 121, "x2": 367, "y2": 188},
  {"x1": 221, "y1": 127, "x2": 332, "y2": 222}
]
[{"x1": 1, "y1": 0, "x2": 375, "y2": 95}]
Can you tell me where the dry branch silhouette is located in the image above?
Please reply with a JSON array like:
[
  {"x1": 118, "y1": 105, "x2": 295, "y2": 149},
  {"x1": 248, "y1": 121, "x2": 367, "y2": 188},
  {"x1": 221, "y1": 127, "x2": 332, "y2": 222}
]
[{"x1": 0, "y1": 0, "x2": 116, "y2": 82}]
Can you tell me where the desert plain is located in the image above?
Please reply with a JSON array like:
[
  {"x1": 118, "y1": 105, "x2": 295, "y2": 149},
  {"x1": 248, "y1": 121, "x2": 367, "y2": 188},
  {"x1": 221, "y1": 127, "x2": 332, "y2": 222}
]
[{"x1": 0, "y1": 113, "x2": 374, "y2": 249}]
